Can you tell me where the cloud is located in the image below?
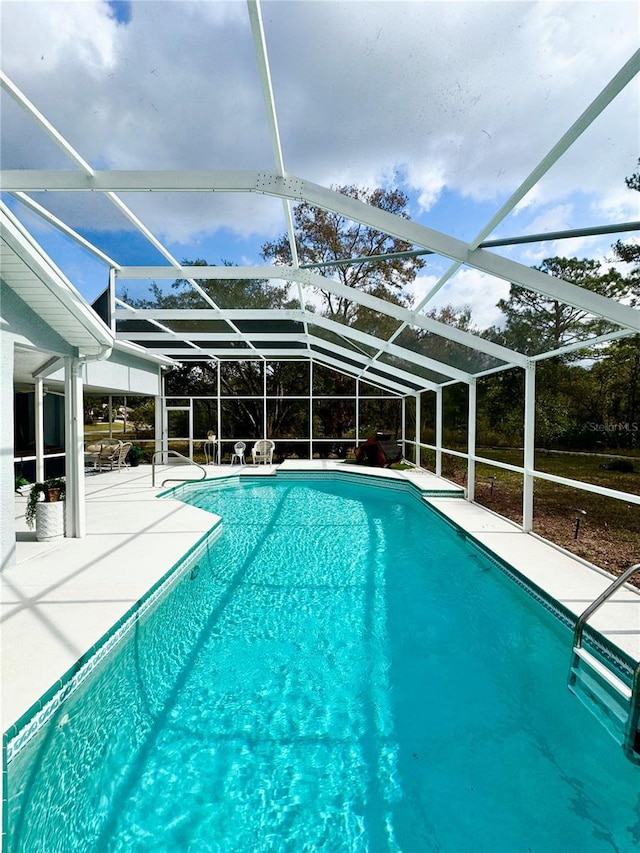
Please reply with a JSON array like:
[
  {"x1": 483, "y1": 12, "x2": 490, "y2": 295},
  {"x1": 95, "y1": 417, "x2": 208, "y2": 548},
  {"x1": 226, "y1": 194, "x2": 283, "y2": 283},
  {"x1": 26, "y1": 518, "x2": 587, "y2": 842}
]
[
  {"x1": 1, "y1": 0, "x2": 637, "y2": 261},
  {"x1": 405, "y1": 266, "x2": 509, "y2": 331}
]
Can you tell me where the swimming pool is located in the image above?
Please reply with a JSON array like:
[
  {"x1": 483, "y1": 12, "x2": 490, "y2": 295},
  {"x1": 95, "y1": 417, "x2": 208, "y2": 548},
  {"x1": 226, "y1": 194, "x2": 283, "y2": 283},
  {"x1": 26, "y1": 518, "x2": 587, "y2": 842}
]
[{"x1": 5, "y1": 475, "x2": 640, "y2": 851}]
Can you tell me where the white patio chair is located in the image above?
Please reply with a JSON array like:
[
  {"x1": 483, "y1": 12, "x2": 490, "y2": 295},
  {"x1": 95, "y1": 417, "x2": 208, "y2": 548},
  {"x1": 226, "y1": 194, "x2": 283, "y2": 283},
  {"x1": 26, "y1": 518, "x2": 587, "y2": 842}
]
[
  {"x1": 231, "y1": 441, "x2": 246, "y2": 465},
  {"x1": 98, "y1": 441, "x2": 131, "y2": 471},
  {"x1": 251, "y1": 439, "x2": 275, "y2": 465}
]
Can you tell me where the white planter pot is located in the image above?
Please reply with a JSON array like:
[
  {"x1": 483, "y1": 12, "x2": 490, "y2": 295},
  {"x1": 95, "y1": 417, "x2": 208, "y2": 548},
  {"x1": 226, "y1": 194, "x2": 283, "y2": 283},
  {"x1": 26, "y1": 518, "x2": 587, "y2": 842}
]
[{"x1": 35, "y1": 501, "x2": 65, "y2": 541}]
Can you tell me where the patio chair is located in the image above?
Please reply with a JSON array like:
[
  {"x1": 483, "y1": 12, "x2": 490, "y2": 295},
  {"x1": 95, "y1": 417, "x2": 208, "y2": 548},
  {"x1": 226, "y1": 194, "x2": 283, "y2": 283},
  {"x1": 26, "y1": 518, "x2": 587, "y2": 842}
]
[
  {"x1": 252, "y1": 439, "x2": 275, "y2": 465},
  {"x1": 231, "y1": 441, "x2": 246, "y2": 465},
  {"x1": 98, "y1": 441, "x2": 132, "y2": 471}
]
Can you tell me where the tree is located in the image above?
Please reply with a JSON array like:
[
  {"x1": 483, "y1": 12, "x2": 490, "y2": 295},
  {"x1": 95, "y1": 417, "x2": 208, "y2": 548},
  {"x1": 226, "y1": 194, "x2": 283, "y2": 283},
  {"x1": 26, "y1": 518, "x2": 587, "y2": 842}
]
[
  {"x1": 612, "y1": 159, "x2": 640, "y2": 301},
  {"x1": 594, "y1": 162, "x2": 640, "y2": 443},
  {"x1": 261, "y1": 185, "x2": 425, "y2": 327},
  {"x1": 495, "y1": 256, "x2": 629, "y2": 357}
]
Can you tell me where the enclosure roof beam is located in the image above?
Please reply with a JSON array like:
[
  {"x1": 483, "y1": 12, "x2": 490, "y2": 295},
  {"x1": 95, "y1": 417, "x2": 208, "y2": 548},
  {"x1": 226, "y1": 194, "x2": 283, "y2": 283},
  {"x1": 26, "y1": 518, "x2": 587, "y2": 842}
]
[
  {"x1": 304, "y1": 314, "x2": 471, "y2": 382},
  {"x1": 114, "y1": 306, "x2": 473, "y2": 381},
  {"x1": 304, "y1": 334, "x2": 436, "y2": 392},
  {"x1": 468, "y1": 47, "x2": 640, "y2": 253},
  {"x1": 305, "y1": 350, "x2": 406, "y2": 395},
  {"x1": 119, "y1": 332, "x2": 308, "y2": 343},
  {"x1": 9, "y1": 172, "x2": 640, "y2": 331},
  {"x1": 114, "y1": 307, "x2": 303, "y2": 320},
  {"x1": 153, "y1": 345, "x2": 417, "y2": 394},
  {"x1": 13, "y1": 166, "x2": 612, "y2": 329},
  {"x1": 0, "y1": 72, "x2": 264, "y2": 357},
  {"x1": 410, "y1": 46, "x2": 640, "y2": 313},
  {"x1": 0, "y1": 71, "x2": 94, "y2": 173},
  {"x1": 11, "y1": 193, "x2": 121, "y2": 269},
  {"x1": 247, "y1": 0, "x2": 307, "y2": 332},
  {"x1": 9, "y1": 164, "x2": 634, "y2": 326},
  {"x1": 116, "y1": 265, "x2": 527, "y2": 367},
  {"x1": 529, "y1": 328, "x2": 637, "y2": 362}
]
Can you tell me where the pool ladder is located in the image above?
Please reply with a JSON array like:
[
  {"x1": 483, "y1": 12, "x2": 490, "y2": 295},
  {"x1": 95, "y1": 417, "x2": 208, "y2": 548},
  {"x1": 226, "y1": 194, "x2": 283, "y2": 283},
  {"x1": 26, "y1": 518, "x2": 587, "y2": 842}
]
[{"x1": 568, "y1": 563, "x2": 640, "y2": 763}]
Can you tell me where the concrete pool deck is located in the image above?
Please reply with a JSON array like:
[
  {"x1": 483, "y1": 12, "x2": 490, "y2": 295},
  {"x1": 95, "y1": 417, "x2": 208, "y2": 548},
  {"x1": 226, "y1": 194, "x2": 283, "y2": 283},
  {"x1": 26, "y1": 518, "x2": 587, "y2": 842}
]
[{"x1": 3, "y1": 460, "x2": 639, "y2": 733}]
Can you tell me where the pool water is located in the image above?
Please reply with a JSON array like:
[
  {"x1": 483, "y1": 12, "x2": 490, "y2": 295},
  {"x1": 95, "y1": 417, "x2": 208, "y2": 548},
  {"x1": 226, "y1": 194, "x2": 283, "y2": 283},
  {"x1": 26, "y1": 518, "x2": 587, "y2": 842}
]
[{"x1": 6, "y1": 477, "x2": 640, "y2": 851}]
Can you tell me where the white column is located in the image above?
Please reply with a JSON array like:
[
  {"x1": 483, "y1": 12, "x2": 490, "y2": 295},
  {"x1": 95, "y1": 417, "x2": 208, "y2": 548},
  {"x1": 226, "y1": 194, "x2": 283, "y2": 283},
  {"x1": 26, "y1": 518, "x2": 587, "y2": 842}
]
[
  {"x1": 435, "y1": 387, "x2": 443, "y2": 477},
  {"x1": 355, "y1": 379, "x2": 360, "y2": 446},
  {"x1": 467, "y1": 379, "x2": 476, "y2": 502},
  {"x1": 415, "y1": 392, "x2": 421, "y2": 467},
  {"x1": 64, "y1": 357, "x2": 86, "y2": 538},
  {"x1": 523, "y1": 360, "x2": 536, "y2": 532},
  {"x1": 35, "y1": 377, "x2": 45, "y2": 483},
  {"x1": 401, "y1": 397, "x2": 406, "y2": 459}
]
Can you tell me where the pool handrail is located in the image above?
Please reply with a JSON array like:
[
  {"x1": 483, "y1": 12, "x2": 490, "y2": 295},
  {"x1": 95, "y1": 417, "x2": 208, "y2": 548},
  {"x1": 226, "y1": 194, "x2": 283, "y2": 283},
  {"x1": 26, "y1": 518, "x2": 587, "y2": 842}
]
[
  {"x1": 151, "y1": 450, "x2": 207, "y2": 488},
  {"x1": 573, "y1": 562, "x2": 640, "y2": 650},
  {"x1": 572, "y1": 562, "x2": 640, "y2": 762}
]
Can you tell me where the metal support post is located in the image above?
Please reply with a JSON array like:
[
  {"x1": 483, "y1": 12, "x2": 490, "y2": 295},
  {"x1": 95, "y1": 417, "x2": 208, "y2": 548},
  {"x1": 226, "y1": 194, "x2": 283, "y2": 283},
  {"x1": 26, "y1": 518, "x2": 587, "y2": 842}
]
[
  {"x1": 523, "y1": 360, "x2": 536, "y2": 532},
  {"x1": 309, "y1": 360, "x2": 314, "y2": 460},
  {"x1": 401, "y1": 396, "x2": 406, "y2": 459},
  {"x1": 467, "y1": 379, "x2": 476, "y2": 502},
  {"x1": 109, "y1": 267, "x2": 117, "y2": 334},
  {"x1": 415, "y1": 392, "x2": 421, "y2": 467},
  {"x1": 216, "y1": 362, "x2": 221, "y2": 463},
  {"x1": 263, "y1": 360, "x2": 268, "y2": 440},
  {"x1": 154, "y1": 392, "x2": 164, "y2": 464},
  {"x1": 435, "y1": 387, "x2": 443, "y2": 477}
]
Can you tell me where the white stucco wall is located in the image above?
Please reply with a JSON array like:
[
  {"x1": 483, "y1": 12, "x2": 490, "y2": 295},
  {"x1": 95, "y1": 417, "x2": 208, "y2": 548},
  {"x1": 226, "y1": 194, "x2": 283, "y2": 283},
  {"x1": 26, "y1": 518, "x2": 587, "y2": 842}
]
[
  {"x1": 48, "y1": 347, "x2": 162, "y2": 396},
  {"x1": 1, "y1": 283, "x2": 77, "y2": 570},
  {"x1": 1, "y1": 325, "x2": 16, "y2": 570}
]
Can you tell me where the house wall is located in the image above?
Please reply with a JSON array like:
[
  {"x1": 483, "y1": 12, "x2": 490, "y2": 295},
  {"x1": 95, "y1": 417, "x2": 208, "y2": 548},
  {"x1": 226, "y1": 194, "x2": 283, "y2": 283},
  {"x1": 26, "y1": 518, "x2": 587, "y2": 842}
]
[
  {"x1": 1, "y1": 325, "x2": 16, "y2": 570},
  {"x1": 1, "y1": 282, "x2": 77, "y2": 570},
  {"x1": 48, "y1": 348, "x2": 162, "y2": 396}
]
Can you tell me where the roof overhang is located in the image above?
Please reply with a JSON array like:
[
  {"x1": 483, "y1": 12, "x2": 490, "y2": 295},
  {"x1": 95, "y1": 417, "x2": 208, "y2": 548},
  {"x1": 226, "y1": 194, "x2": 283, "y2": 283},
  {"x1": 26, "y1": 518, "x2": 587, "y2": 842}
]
[{"x1": 1, "y1": 201, "x2": 114, "y2": 357}]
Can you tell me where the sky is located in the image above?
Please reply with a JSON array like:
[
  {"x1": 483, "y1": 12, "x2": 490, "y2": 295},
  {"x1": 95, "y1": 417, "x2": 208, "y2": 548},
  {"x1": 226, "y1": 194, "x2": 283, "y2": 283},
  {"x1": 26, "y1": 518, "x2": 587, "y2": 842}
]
[{"x1": 1, "y1": 0, "x2": 639, "y2": 330}]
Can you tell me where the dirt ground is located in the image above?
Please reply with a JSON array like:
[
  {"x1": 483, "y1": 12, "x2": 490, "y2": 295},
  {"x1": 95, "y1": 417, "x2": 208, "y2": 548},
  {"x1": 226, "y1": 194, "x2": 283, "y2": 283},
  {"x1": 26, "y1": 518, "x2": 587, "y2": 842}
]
[{"x1": 441, "y1": 454, "x2": 640, "y2": 584}]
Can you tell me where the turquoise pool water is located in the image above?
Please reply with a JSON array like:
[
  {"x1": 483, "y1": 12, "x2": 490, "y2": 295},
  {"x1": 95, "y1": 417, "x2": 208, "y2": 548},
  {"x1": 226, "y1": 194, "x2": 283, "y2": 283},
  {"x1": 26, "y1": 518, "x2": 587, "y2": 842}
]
[{"x1": 6, "y1": 476, "x2": 640, "y2": 851}]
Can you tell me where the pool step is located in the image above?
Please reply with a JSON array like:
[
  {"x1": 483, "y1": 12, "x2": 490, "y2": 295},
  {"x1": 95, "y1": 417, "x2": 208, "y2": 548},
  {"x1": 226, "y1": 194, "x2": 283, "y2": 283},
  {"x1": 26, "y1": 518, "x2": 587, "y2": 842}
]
[{"x1": 568, "y1": 647, "x2": 639, "y2": 757}]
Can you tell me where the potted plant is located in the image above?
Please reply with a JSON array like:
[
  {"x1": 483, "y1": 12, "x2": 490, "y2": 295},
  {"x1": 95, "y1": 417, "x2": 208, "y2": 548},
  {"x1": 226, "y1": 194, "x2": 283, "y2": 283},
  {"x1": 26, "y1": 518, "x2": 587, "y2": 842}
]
[
  {"x1": 128, "y1": 444, "x2": 143, "y2": 467},
  {"x1": 14, "y1": 472, "x2": 29, "y2": 494},
  {"x1": 25, "y1": 477, "x2": 66, "y2": 541}
]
